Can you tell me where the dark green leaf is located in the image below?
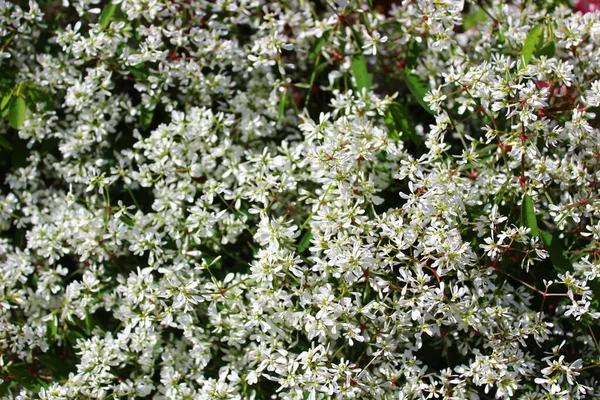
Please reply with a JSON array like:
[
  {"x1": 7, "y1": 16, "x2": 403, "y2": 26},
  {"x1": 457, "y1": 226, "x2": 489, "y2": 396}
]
[
  {"x1": 140, "y1": 107, "x2": 154, "y2": 130},
  {"x1": 522, "y1": 24, "x2": 544, "y2": 66},
  {"x1": 493, "y1": 178, "x2": 510, "y2": 205},
  {"x1": 0, "y1": 379, "x2": 18, "y2": 397},
  {"x1": 99, "y1": 1, "x2": 118, "y2": 30},
  {"x1": 278, "y1": 90, "x2": 287, "y2": 124},
  {"x1": 535, "y1": 40, "x2": 556, "y2": 58},
  {"x1": 307, "y1": 30, "x2": 331, "y2": 60},
  {"x1": 404, "y1": 72, "x2": 434, "y2": 115},
  {"x1": 9, "y1": 96, "x2": 26, "y2": 129},
  {"x1": 521, "y1": 194, "x2": 539, "y2": 237},
  {"x1": 590, "y1": 280, "x2": 600, "y2": 304},
  {"x1": 27, "y1": 86, "x2": 53, "y2": 109},
  {"x1": 540, "y1": 230, "x2": 572, "y2": 274},
  {"x1": 351, "y1": 54, "x2": 371, "y2": 93},
  {"x1": 384, "y1": 111, "x2": 399, "y2": 142},
  {"x1": 348, "y1": 24, "x2": 364, "y2": 49},
  {"x1": 119, "y1": 215, "x2": 134, "y2": 226},
  {"x1": 405, "y1": 41, "x2": 421, "y2": 70},
  {"x1": 11, "y1": 139, "x2": 28, "y2": 169},
  {"x1": 65, "y1": 329, "x2": 85, "y2": 346},
  {"x1": 128, "y1": 63, "x2": 149, "y2": 80},
  {"x1": 298, "y1": 230, "x2": 312, "y2": 253},
  {"x1": 84, "y1": 312, "x2": 94, "y2": 334},
  {"x1": 38, "y1": 354, "x2": 73, "y2": 378},
  {"x1": 17, "y1": 376, "x2": 48, "y2": 392},
  {"x1": 388, "y1": 102, "x2": 423, "y2": 145},
  {"x1": 0, "y1": 135, "x2": 12, "y2": 151}
]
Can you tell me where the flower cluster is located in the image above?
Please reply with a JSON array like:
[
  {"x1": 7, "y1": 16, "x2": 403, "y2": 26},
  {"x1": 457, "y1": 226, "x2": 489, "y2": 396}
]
[{"x1": 0, "y1": 0, "x2": 599, "y2": 399}]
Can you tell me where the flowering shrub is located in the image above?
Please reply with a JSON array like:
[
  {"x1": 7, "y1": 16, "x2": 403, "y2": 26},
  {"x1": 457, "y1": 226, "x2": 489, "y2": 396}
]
[{"x1": 0, "y1": 0, "x2": 600, "y2": 398}]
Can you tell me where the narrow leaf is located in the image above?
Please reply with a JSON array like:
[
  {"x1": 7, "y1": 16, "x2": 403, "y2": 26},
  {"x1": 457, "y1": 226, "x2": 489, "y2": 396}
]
[
  {"x1": 128, "y1": 63, "x2": 149, "y2": 80},
  {"x1": 298, "y1": 230, "x2": 312, "y2": 253},
  {"x1": 1, "y1": 92, "x2": 11, "y2": 110},
  {"x1": 389, "y1": 103, "x2": 422, "y2": 145},
  {"x1": 521, "y1": 194, "x2": 539, "y2": 237},
  {"x1": 404, "y1": 72, "x2": 434, "y2": 115},
  {"x1": 351, "y1": 54, "x2": 371, "y2": 93},
  {"x1": 99, "y1": 1, "x2": 118, "y2": 30},
  {"x1": 405, "y1": 41, "x2": 421, "y2": 70},
  {"x1": 535, "y1": 40, "x2": 556, "y2": 58},
  {"x1": 384, "y1": 111, "x2": 399, "y2": 142},
  {"x1": 27, "y1": 86, "x2": 53, "y2": 109},
  {"x1": 278, "y1": 90, "x2": 287, "y2": 124},
  {"x1": 84, "y1": 312, "x2": 94, "y2": 334},
  {"x1": 140, "y1": 107, "x2": 154, "y2": 130},
  {"x1": 307, "y1": 30, "x2": 331, "y2": 60},
  {"x1": 120, "y1": 215, "x2": 134, "y2": 226},
  {"x1": 522, "y1": 24, "x2": 543, "y2": 66},
  {"x1": 0, "y1": 135, "x2": 12, "y2": 151},
  {"x1": 8, "y1": 96, "x2": 26, "y2": 129},
  {"x1": 540, "y1": 230, "x2": 572, "y2": 273}
]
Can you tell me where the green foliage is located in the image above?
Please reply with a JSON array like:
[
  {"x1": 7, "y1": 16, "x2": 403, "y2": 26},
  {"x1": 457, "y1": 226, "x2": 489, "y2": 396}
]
[
  {"x1": 8, "y1": 96, "x2": 26, "y2": 129},
  {"x1": 522, "y1": 23, "x2": 556, "y2": 66},
  {"x1": 463, "y1": 9, "x2": 488, "y2": 30},
  {"x1": 521, "y1": 194, "x2": 539, "y2": 237},
  {"x1": 403, "y1": 41, "x2": 434, "y2": 115},
  {"x1": 99, "y1": 1, "x2": 119, "y2": 30},
  {"x1": 351, "y1": 54, "x2": 371, "y2": 93},
  {"x1": 522, "y1": 25, "x2": 544, "y2": 66},
  {"x1": 386, "y1": 102, "x2": 422, "y2": 145},
  {"x1": 298, "y1": 230, "x2": 312, "y2": 253},
  {"x1": 540, "y1": 230, "x2": 572, "y2": 274},
  {"x1": 307, "y1": 30, "x2": 331, "y2": 60}
]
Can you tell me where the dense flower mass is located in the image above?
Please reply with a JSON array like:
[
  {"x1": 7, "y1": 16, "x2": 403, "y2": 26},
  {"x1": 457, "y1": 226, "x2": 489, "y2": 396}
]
[{"x1": 0, "y1": 0, "x2": 599, "y2": 398}]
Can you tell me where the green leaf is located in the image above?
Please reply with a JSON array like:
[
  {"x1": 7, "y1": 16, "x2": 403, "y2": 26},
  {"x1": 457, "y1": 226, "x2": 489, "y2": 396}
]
[
  {"x1": 1, "y1": 102, "x2": 10, "y2": 117},
  {"x1": 521, "y1": 194, "x2": 539, "y2": 237},
  {"x1": 589, "y1": 279, "x2": 600, "y2": 304},
  {"x1": 84, "y1": 312, "x2": 94, "y2": 334},
  {"x1": 387, "y1": 103, "x2": 422, "y2": 145},
  {"x1": 535, "y1": 40, "x2": 556, "y2": 58},
  {"x1": 65, "y1": 329, "x2": 85, "y2": 346},
  {"x1": 405, "y1": 41, "x2": 421, "y2": 70},
  {"x1": 384, "y1": 111, "x2": 399, "y2": 142},
  {"x1": 0, "y1": 135, "x2": 12, "y2": 151},
  {"x1": 498, "y1": 29, "x2": 506, "y2": 45},
  {"x1": 493, "y1": 178, "x2": 510, "y2": 205},
  {"x1": 1, "y1": 91, "x2": 12, "y2": 110},
  {"x1": 0, "y1": 379, "x2": 18, "y2": 397},
  {"x1": 99, "y1": 1, "x2": 118, "y2": 30},
  {"x1": 307, "y1": 30, "x2": 331, "y2": 60},
  {"x1": 119, "y1": 215, "x2": 134, "y2": 226},
  {"x1": 27, "y1": 86, "x2": 53, "y2": 109},
  {"x1": 298, "y1": 230, "x2": 312, "y2": 253},
  {"x1": 140, "y1": 106, "x2": 154, "y2": 130},
  {"x1": 351, "y1": 54, "x2": 371, "y2": 93},
  {"x1": 540, "y1": 230, "x2": 572, "y2": 274},
  {"x1": 8, "y1": 96, "x2": 26, "y2": 129},
  {"x1": 128, "y1": 63, "x2": 149, "y2": 80},
  {"x1": 46, "y1": 315, "x2": 58, "y2": 340},
  {"x1": 277, "y1": 90, "x2": 287, "y2": 124},
  {"x1": 522, "y1": 24, "x2": 544, "y2": 66},
  {"x1": 463, "y1": 9, "x2": 489, "y2": 30},
  {"x1": 404, "y1": 72, "x2": 434, "y2": 115}
]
